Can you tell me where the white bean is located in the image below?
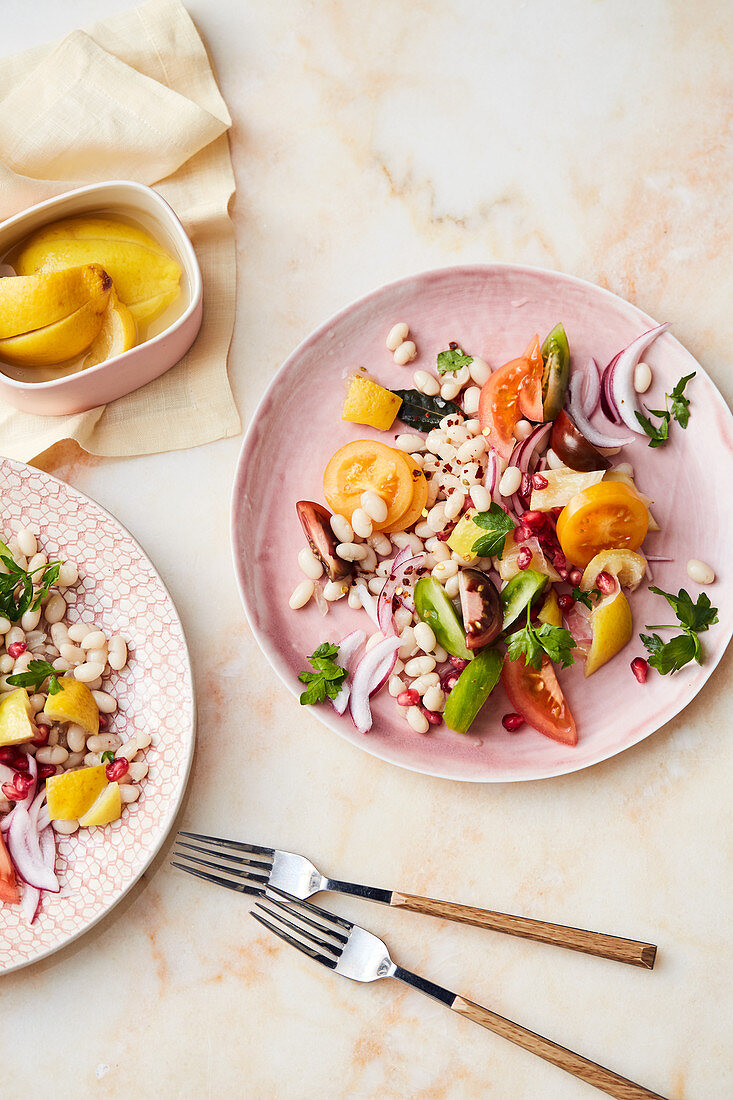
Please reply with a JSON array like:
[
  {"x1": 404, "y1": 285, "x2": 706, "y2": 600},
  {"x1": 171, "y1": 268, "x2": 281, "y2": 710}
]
[
  {"x1": 388, "y1": 675, "x2": 405, "y2": 697},
  {"x1": 433, "y1": 645, "x2": 448, "y2": 663},
  {"x1": 16, "y1": 527, "x2": 37, "y2": 558},
  {"x1": 68, "y1": 622, "x2": 93, "y2": 643},
  {"x1": 404, "y1": 655, "x2": 436, "y2": 677},
  {"x1": 391, "y1": 532, "x2": 423, "y2": 554},
  {"x1": 423, "y1": 685, "x2": 446, "y2": 712},
  {"x1": 67, "y1": 724, "x2": 87, "y2": 753},
  {"x1": 398, "y1": 626, "x2": 417, "y2": 660},
  {"x1": 27, "y1": 552, "x2": 47, "y2": 573},
  {"x1": 368, "y1": 577, "x2": 384, "y2": 595},
  {"x1": 350, "y1": 508, "x2": 373, "y2": 539},
  {"x1": 0, "y1": 616, "x2": 10, "y2": 635},
  {"x1": 12, "y1": 652, "x2": 32, "y2": 673},
  {"x1": 298, "y1": 547, "x2": 323, "y2": 580},
  {"x1": 20, "y1": 608, "x2": 41, "y2": 632},
  {"x1": 425, "y1": 479, "x2": 440, "y2": 507},
  {"x1": 441, "y1": 380, "x2": 461, "y2": 401},
  {"x1": 444, "y1": 575, "x2": 460, "y2": 598},
  {"x1": 513, "y1": 419, "x2": 534, "y2": 441},
  {"x1": 470, "y1": 485, "x2": 491, "y2": 512},
  {"x1": 413, "y1": 370, "x2": 440, "y2": 396},
  {"x1": 433, "y1": 559, "x2": 458, "y2": 580},
  {"x1": 86, "y1": 648, "x2": 108, "y2": 667},
  {"x1": 87, "y1": 734, "x2": 122, "y2": 753},
  {"x1": 457, "y1": 437, "x2": 487, "y2": 463},
  {"x1": 406, "y1": 706, "x2": 429, "y2": 734},
  {"x1": 452, "y1": 365, "x2": 471, "y2": 386},
  {"x1": 92, "y1": 690, "x2": 117, "y2": 714},
  {"x1": 60, "y1": 643, "x2": 84, "y2": 664},
  {"x1": 57, "y1": 562, "x2": 79, "y2": 588},
  {"x1": 288, "y1": 580, "x2": 315, "y2": 609},
  {"x1": 463, "y1": 386, "x2": 481, "y2": 415},
  {"x1": 414, "y1": 521, "x2": 432, "y2": 540},
  {"x1": 116, "y1": 740, "x2": 140, "y2": 762},
  {"x1": 360, "y1": 491, "x2": 388, "y2": 524},
  {"x1": 634, "y1": 361, "x2": 652, "y2": 394},
  {"x1": 426, "y1": 538, "x2": 451, "y2": 562},
  {"x1": 29, "y1": 694, "x2": 45, "y2": 714},
  {"x1": 128, "y1": 762, "x2": 148, "y2": 782},
  {"x1": 427, "y1": 503, "x2": 448, "y2": 534},
  {"x1": 686, "y1": 559, "x2": 715, "y2": 585},
  {"x1": 52, "y1": 657, "x2": 71, "y2": 672},
  {"x1": 394, "y1": 340, "x2": 417, "y2": 366},
  {"x1": 365, "y1": 631, "x2": 385, "y2": 652},
  {"x1": 395, "y1": 434, "x2": 425, "y2": 453},
  {"x1": 386, "y1": 322, "x2": 409, "y2": 351},
  {"x1": 52, "y1": 819, "x2": 79, "y2": 835},
  {"x1": 323, "y1": 580, "x2": 349, "y2": 602},
  {"x1": 108, "y1": 637, "x2": 128, "y2": 671},
  {"x1": 413, "y1": 621, "x2": 436, "y2": 654},
  {"x1": 409, "y1": 453, "x2": 424, "y2": 470},
  {"x1": 36, "y1": 745, "x2": 68, "y2": 765},
  {"x1": 50, "y1": 622, "x2": 69, "y2": 646},
  {"x1": 44, "y1": 593, "x2": 67, "y2": 624},
  {"x1": 6, "y1": 626, "x2": 24, "y2": 646},
  {"x1": 469, "y1": 357, "x2": 491, "y2": 385},
  {"x1": 65, "y1": 752, "x2": 86, "y2": 770},
  {"x1": 367, "y1": 532, "x2": 392, "y2": 556},
  {"x1": 120, "y1": 785, "x2": 140, "y2": 804},
  {"x1": 410, "y1": 672, "x2": 441, "y2": 695},
  {"x1": 84, "y1": 751, "x2": 102, "y2": 767},
  {"x1": 336, "y1": 542, "x2": 368, "y2": 562},
  {"x1": 546, "y1": 448, "x2": 565, "y2": 470},
  {"x1": 74, "y1": 662, "x2": 106, "y2": 683},
  {"x1": 444, "y1": 491, "x2": 465, "y2": 521},
  {"x1": 0, "y1": 655, "x2": 12, "y2": 674},
  {"x1": 136, "y1": 731, "x2": 152, "y2": 750},
  {"x1": 393, "y1": 607, "x2": 413, "y2": 632},
  {"x1": 80, "y1": 630, "x2": 106, "y2": 651},
  {"x1": 499, "y1": 466, "x2": 522, "y2": 496},
  {"x1": 347, "y1": 586, "x2": 362, "y2": 610}
]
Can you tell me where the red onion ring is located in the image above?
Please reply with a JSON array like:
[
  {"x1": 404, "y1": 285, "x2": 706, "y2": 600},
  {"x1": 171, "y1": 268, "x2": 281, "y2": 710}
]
[
  {"x1": 330, "y1": 629, "x2": 367, "y2": 715},
  {"x1": 377, "y1": 549, "x2": 424, "y2": 635},
  {"x1": 354, "y1": 579, "x2": 380, "y2": 626},
  {"x1": 568, "y1": 368, "x2": 635, "y2": 448},
  {"x1": 349, "y1": 636, "x2": 403, "y2": 733},
  {"x1": 601, "y1": 324, "x2": 671, "y2": 433},
  {"x1": 580, "y1": 358, "x2": 601, "y2": 416},
  {"x1": 508, "y1": 423, "x2": 552, "y2": 515}
]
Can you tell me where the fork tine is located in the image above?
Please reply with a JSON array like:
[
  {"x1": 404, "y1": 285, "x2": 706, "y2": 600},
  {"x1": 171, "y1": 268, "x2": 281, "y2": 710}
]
[
  {"x1": 256, "y1": 897, "x2": 344, "y2": 958},
  {"x1": 251, "y1": 910, "x2": 337, "y2": 969},
  {"x1": 177, "y1": 831, "x2": 275, "y2": 860},
  {"x1": 264, "y1": 893, "x2": 349, "y2": 945},
  {"x1": 172, "y1": 850, "x2": 270, "y2": 886},
  {"x1": 173, "y1": 840, "x2": 272, "y2": 874},
  {"x1": 266, "y1": 885, "x2": 354, "y2": 934},
  {"x1": 171, "y1": 860, "x2": 264, "y2": 896}
]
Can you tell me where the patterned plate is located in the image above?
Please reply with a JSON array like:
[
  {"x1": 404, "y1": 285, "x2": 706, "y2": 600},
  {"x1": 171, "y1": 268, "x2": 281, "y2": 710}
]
[{"x1": 0, "y1": 458, "x2": 194, "y2": 974}]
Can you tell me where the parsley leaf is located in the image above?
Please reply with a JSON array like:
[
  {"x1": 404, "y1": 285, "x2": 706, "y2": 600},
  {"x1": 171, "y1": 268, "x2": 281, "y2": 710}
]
[
  {"x1": 0, "y1": 540, "x2": 62, "y2": 622},
  {"x1": 437, "y1": 347, "x2": 473, "y2": 375},
  {"x1": 635, "y1": 373, "x2": 695, "y2": 448},
  {"x1": 505, "y1": 607, "x2": 576, "y2": 670},
  {"x1": 470, "y1": 504, "x2": 516, "y2": 559},
  {"x1": 7, "y1": 658, "x2": 62, "y2": 695},
  {"x1": 635, "y1": 409, "x2": 670, "y2": 447},
  {"x1": 669, "y1": 372, "x2": 695, "y2": 429},
  {"x1": 571, "y1": 586, "x2": 601, "y2": 610},
  {"x1": 100, "y1": 750, "x2": 115, "y2": 764},
  {"x1": 298, "y1": 642, "x2": 347, "y2": 706},
  {"x1": 640, "y1": 585, "x2": 718, "y2": 674}
]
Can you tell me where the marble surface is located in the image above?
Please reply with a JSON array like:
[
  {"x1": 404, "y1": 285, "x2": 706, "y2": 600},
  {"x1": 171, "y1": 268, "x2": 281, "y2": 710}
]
[{"x1": 2, "y1": 2, "x2": 733, "y2": 1097}]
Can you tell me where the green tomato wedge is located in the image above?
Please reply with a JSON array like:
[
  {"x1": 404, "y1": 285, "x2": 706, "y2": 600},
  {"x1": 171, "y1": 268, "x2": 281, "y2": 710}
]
[
  {"x1": 443, "y1": 647, "x2": 503, "y2": 735},
  {"x1": 540, "y1": 322, "x2": 570, "y2": 422},
  {"x1": 500, "y1": 569, "x2": 547, "y2": 630},
  {"x1": 414, "y1": 576, "x2": 472, "y2": 661}
]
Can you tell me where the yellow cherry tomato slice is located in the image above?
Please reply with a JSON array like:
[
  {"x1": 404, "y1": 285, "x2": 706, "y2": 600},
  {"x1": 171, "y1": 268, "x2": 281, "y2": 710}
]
[
  {"x1": 323, "y1": 440, "x2": 415, "y2": 529},
  {"x1": 556, "y1": 481, "x2": 649, "y2": 569},
  {"x1": 381, "y1": 455, "x2": 428, "y2": 533}
]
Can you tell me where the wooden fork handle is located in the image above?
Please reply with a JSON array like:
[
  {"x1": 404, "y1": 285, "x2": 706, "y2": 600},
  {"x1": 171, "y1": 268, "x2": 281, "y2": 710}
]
[
  {"x1": 389, "y1": 892, "x2": 657, "y2": 969},
  {"x1": 452, "y1": 996, "x2": 666, "y2": 1099}
]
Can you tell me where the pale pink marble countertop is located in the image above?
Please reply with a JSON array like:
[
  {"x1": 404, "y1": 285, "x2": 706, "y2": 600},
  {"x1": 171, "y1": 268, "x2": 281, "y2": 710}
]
[{"x1": 2, "y1": 3, "x2": 732, "y2": 1098}]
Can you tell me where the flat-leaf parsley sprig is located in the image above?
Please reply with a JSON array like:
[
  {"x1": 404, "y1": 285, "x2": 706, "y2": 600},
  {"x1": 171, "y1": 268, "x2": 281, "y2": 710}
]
[
  {"x1": 0, "y1": 538, "x2": 61, "y2": 622},
  {"x1": 7, "y1": 658, "x2": 62, "y2": 695},
  {"x1": 505, "y1": 605, "x2": 577, "y2": 671},
  {"x1": 437, "y1": 344, "x2": 473, "y2": 375},
  {"x1": 470, "y1": 504, "x2": 516, "y2": 560},
  {"x1": 635, "y1": 372, "x2": 695, "y2": 448},
  {"x1": 640, "y1": 585, "x2": 718, "y2": 674},
  {"x1": 298, "y1": 642, "x2": 347, "y2": 705}
]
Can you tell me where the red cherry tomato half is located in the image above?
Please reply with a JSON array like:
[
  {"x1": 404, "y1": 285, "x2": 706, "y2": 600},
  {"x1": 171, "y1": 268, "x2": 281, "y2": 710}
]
[
  {"x1": 478, "y1": 335, "x2": 544, "y2": 459},
  {"x1": 501, "y1": 654, "x2": 577, "y2": 745}
]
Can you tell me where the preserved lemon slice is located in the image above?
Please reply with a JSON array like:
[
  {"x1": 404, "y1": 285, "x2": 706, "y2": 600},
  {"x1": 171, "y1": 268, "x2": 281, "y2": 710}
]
[
  {"x1": 0, "y1": 265, "x2": 111, "y2": 339},
  {"x1": 43, "y1": 679, "x2": 99, "y2": 735},
  {"x1": 79, "y1": 781, "x2": 121, "y2": 827},
  {"x1": 585, "y1": 591, "x2": 633, "y2": 677},
  {"x1": 46, "y1": 765, "x2": 108, "y2": 821},
  {"x1": 84, "y1": 289, "x2": 136, "y2": 368},
  {"x1": 0, "y1": 689, "x2": 35, "y2": 747},
  {"x1": 581, "y1": 549, "x2": 647, "y2": 593}
]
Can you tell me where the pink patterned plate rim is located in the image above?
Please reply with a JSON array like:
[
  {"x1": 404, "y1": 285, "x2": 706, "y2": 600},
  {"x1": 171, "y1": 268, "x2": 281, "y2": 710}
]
[
  {"x1": 0, "y1": 457, "x2": 195, "y2": 974},
  {"x1": 231, "y1": 263, "x2": 733, "y2": 783}
]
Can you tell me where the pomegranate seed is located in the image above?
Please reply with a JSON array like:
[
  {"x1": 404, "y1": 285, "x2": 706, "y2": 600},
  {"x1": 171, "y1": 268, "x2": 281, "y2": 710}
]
[
  {"x1": 442, "y1": 672, "x2": 459, "y2": 693},
  {"x1": 568, "y1": 568, "x2": 583, "y2": 587},
  {"x1": 631, "y1": 657, "x2": 648, "y2": 684},
  {"x1": 502, "y1": 712, "x2": 524, "y2": 732},
  {"x1": 37, "y1": 763, "x2": 56, "y2": 780},
  {"x1": 98, "y1": 713, "x2": 109, "y2": 730},
  {"x1": 596, "y1": 570, "x2": 616, "y2": 595},
  {"x1": 2, "y1": 771, "x2": 34, "y2": 800},
  {"x1": 449, "y1": 656, "x2": 468, "y2": 671},
  {"x1": 32, "y1": 724, "x2": 49, "y2": 746},
  {"x1": 521, "y1": 510, "x2": 545, "y2": 530},
  {"x1": 556, "y1": 566, "x2": 569, "y2": 580},
  {"x1": 7, "y1": 641, "x2": 26, "y2": 659},
  {"x1": 106, "y1": 758, "x2": 129, "y2": 782},
  {"x1": 557, "y1": 594, "x2": 575, "y2": 612},
  {"x1": 552, "y1": 549, "x2": 567, "y2": 570},
  {"x1": 514, "y1": 525, "x2": 531, "y2": 544},
  {"x1": 0, "y1": 746, "x2": 18, "y2": 764},
  {"x1": 421, "y1": 707, "x2": 442, "y2": 726},
  {"x1": 531, "y1": 473, "x2": 549, "y2": 491},
  {"x1": 397, "y1": 689, "x2": 420, "y2": 707},
  {"x1": 517, "y1": 547, "x2": 533, "y2": 571},
  {"x1": 1, "y1": 782, "x2": 19, "y2": 801}
]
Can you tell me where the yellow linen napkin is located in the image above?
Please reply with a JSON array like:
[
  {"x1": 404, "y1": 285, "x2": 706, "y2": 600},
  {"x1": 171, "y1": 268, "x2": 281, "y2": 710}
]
[{"x1": 0, "y1": 0, "x2": 241, "y2": 461}]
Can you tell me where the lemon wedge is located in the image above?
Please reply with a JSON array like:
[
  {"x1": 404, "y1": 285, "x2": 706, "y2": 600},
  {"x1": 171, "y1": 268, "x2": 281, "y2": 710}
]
[
  {"x1": 0, "y1": 265, "x2": 112, "y2": 339},
  {"x1": 0, "y1": 689, "x2": 35, "y2": 747},
  {"x1": 43, "y1": 679, "x2": 99, "y2": 735},
  {"x1": 79, "y1": 781, "x2": 122, "y2": 828},
  {"x1": 585, "y1": 590, "x2": 633, "y2": 677},
  {"x1": 83, "y1": 289, "x2": 136, "y2": 368},
  {"x1": 46, "y1": 765, "x2": 108, "y2": 822},
  {"x1": 538, "y1": 589, "x2": 562, "y2": 627}
]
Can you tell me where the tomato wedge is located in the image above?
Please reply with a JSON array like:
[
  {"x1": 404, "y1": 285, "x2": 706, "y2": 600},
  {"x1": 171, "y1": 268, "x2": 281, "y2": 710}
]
[
  {"x1": 501, "y1": 654, "x2": 577, "y2": 745},
  {"x1": 478, "y1": 336, "x2": 543, "y2": 458},
  {"x1": 556, "y1": 481, "x2": 649, "y2": 569},
  {"x1": 0, "y1": 830, "x2": 19, "y2": 905}
]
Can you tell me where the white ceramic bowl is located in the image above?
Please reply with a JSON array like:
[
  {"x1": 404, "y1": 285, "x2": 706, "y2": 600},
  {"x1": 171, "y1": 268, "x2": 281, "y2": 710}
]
[{"x1": 0, "y1": 180, "x2": 203, "y2": 415}]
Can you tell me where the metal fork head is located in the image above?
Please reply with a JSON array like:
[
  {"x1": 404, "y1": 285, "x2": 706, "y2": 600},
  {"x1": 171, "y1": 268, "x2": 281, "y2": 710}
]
[
  {"x1": 253, "y1": 888, "x2": 395, "y2": 984},
  {"x1": 171, "y1": 832, "x2": 324, "y2": 901}
]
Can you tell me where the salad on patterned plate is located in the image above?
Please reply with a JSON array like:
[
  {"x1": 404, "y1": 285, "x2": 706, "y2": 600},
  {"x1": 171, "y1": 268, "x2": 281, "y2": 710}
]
[{"x1": 289, "y1": 319, "x2": 719, "y2": 746}]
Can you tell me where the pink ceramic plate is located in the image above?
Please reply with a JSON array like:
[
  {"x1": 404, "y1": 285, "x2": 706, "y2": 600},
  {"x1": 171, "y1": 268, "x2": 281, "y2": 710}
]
[
  {"x1": 231, "y1": 265, "x2": 733, "y2": 782},
  {"x1": 0, "y1": 458, "x2": 194, "y2": 974}
]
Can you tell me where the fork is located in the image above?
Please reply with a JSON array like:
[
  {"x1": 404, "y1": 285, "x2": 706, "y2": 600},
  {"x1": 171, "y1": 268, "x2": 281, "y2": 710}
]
[
  {"x1": 172, "y1": 832, "x2": 657, "y2": 968},
  {"x1": 252, "y1": 890, "x2": 666, "y2": 1100}
]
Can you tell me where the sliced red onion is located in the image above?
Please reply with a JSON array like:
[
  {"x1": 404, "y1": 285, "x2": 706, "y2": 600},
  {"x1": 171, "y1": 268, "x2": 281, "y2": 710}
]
[
  {"x1": 579, "y1": 358, "x2": 600, "y2": 416},
  {"x1": 20, "y1": 882, "x2": 41, "y2": 924},
  {"x1": 348, "y1": 636, "x2": 403, "y2": 734},
  {"x1": 330, "y1": 630, "x2": 366, "y2": 715},
  {"x1": 354, "y1": 579, "x2": 380, "y2": 626},
  {"x1": 564, "y1": 604, "x2": 593, "y2": 657},
  {"x1": 507, "y1": 423, "x2": 552, "y2": 516},
  {"x1": 483, "y1": 448, "x2": 501, "y2": 503},
  {"x1": 377, "y1": 549, "x2": 424, "y2": 635},
  {"x1": 312, "y1": 583, "x2": 329, "y2": 617},
  {"x1": 603, "y1": 324, "x2": 670, "y2": 433},
  {"x1": 7, "y1": 803, "x2": 59, "y2": 892},
  {"x1": 645, "y1": 555, "x2": 673, "y2": 563},
  {"x1": 568, "y1": 368, "x2": 636, "y2": 448},
  {"x1": 0, "y1": 762, "x2": 16, "y2": 788}
]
